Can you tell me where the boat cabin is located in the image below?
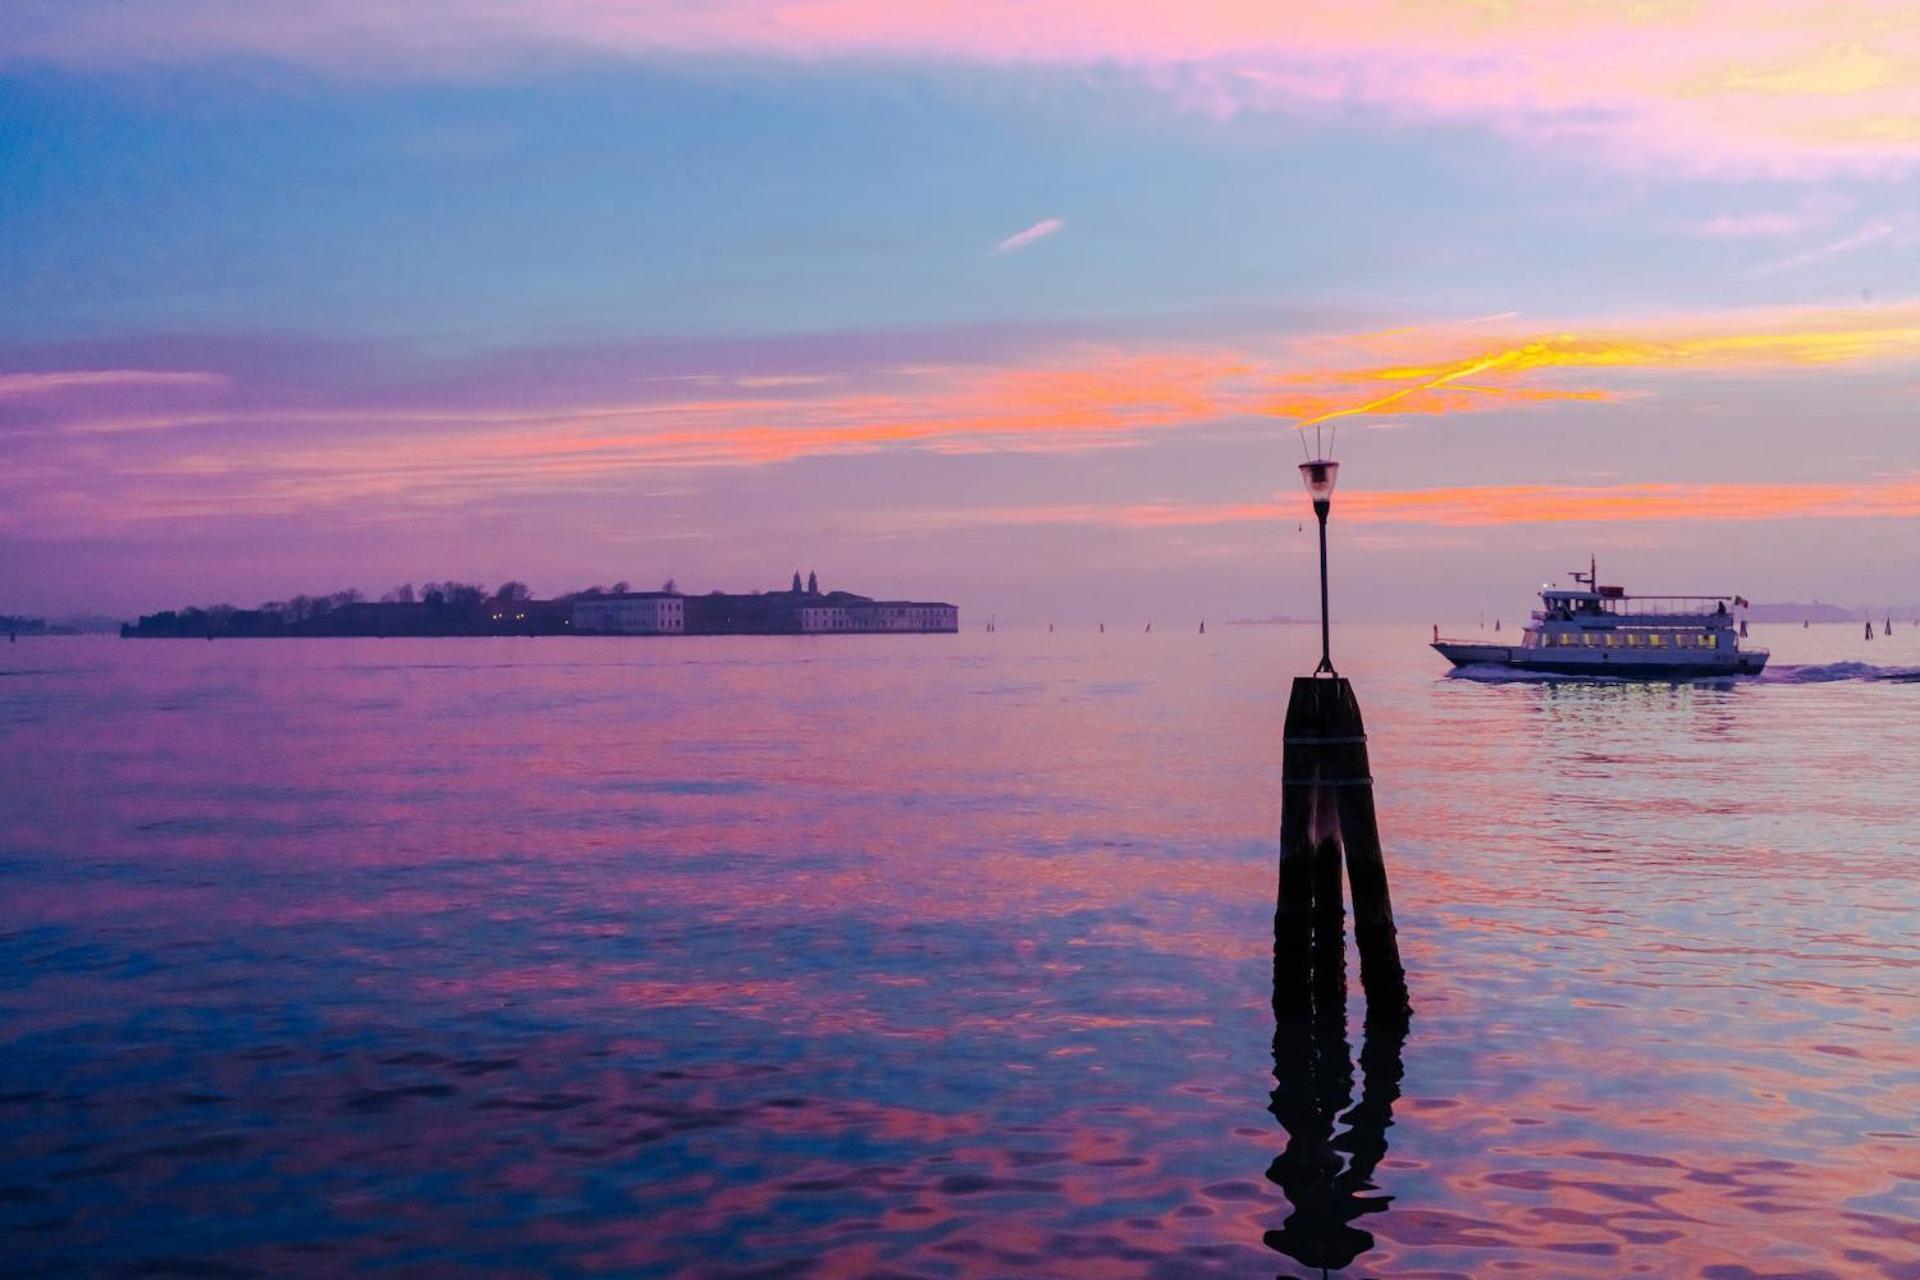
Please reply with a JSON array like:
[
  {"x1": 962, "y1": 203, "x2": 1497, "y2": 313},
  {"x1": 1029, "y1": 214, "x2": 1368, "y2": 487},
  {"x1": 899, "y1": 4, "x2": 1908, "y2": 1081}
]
[{"x1": 1527, "y1": 586, "x2": 1737, "y2": 652}]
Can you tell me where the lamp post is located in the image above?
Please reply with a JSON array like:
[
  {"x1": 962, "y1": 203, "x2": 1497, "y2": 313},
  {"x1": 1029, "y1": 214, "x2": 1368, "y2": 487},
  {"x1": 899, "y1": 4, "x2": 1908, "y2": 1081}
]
[{"x1": 1299, "y1": 458, "x2": 1339, "y2": 675}]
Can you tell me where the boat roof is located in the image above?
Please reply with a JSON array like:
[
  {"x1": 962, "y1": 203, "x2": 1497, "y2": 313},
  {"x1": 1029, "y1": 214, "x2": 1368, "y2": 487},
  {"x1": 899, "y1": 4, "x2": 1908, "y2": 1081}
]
[
  {"x1": 1541, "y1": 588, "x2": 1734, "y2": 603},
  {"x1": 1545, "y1": 557, "x2": 1740, "y2": 609}
]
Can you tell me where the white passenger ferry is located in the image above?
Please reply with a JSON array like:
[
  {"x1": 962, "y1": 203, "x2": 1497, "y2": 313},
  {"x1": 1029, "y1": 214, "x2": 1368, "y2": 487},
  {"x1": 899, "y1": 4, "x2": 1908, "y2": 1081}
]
[{"x1": 1432, "y1": 560, "x2": 1768, "y2": 678}]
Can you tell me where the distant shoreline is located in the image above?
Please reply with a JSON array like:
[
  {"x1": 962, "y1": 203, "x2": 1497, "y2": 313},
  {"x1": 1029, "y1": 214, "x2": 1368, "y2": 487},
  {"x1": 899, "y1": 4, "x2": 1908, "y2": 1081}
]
[{"x1": 116, "y1": 578, "x2": 958, "y2": 639}]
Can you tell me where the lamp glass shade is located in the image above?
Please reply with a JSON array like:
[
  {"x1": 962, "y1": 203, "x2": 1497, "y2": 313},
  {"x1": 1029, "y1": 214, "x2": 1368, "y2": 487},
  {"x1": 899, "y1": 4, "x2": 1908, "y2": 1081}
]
[{"x1": 1298, "y1": 459, "x2": 1339, "y2": 501}]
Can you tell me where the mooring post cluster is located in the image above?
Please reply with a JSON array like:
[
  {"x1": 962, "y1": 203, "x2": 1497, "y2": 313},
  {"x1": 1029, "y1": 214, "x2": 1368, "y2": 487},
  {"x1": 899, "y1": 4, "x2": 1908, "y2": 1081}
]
[{"x1": 1276, "y1": 675, "x2": 1407, "y2": 1018}]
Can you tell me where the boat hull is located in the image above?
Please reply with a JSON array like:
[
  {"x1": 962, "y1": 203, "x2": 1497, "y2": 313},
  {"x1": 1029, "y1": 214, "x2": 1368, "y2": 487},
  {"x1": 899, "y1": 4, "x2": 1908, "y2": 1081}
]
[{"x1": 1432, "y1": 641, "x2": 1766, "y2": 679}]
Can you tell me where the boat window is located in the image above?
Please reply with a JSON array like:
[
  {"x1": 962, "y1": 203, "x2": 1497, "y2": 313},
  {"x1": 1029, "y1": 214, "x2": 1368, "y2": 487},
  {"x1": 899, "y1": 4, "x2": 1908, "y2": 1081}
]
[
  {"x1": 1582, "y1": 634, "x2": 1596, "y2": 646},
  {"x1": 1649, "y1": 633, "x2": 1665, "y2": 647}
]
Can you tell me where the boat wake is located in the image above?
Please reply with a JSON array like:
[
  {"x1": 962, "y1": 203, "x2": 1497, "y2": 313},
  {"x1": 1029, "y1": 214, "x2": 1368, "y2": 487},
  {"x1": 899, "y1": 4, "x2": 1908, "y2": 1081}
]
[{"x1": 1760, "y1": 662, "x2": 1920, "y2": 684}]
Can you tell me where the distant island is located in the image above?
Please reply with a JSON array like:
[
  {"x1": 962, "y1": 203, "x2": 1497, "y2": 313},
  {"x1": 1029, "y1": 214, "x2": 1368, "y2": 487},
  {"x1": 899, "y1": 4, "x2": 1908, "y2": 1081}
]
[
  {"x1": 3, "y1": 613, "x2": 126, "y2": 637},
  {"x1": 1225, "y1": 615, "x2": 1312, "y2": 626},
  {"x1": 1748, "y1": 601, "x2": 1920, "y2": 624},
  {"x1": 119, "y1": 572, "x2": 958, "y2": 638}
]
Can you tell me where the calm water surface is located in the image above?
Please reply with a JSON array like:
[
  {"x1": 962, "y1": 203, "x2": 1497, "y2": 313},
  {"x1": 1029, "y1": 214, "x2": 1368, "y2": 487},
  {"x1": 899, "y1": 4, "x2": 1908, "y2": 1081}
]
[{"x1": 2, "y1": 625, "x2": 1916, "y2": 1278}]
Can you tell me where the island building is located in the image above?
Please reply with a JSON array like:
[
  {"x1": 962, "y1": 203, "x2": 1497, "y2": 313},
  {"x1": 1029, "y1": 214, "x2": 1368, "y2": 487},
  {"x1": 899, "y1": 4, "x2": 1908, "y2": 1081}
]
[
  {"x1": 568, "y1": 572, "x2": 957, "y2": 636},
  {"x1": 569, "y1": 592, "x2": 686, "y2": 635}
]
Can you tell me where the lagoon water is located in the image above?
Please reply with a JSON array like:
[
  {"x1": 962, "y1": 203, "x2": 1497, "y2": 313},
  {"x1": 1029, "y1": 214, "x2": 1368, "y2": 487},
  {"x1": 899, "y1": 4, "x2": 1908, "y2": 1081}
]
[{"x1": 2, "y1": 625, "x2": 1916, "y2": 1278}]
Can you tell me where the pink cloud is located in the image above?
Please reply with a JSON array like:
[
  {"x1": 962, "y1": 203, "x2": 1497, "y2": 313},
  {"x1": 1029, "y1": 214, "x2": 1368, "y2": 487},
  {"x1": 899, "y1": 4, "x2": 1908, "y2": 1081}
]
[
  {"x1": 992, "y1": 217, "x2": 1064, "y2": 255},
  {"x1": 0, "y1": 369, "x2": 224, "y2": 398},
  {"x1": 1694, "y1": 213, "x2": 1815, "y2": 238},
  {"x1": 8, "y1": 1, "x2": 1920, "y2": 174}
]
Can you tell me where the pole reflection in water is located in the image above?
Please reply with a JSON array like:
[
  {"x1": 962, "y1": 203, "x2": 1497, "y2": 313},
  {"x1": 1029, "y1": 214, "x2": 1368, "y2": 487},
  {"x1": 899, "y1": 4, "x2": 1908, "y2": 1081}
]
[{"x1": 1267, "y1": 928, "x2": 1410, "y2": 1275}]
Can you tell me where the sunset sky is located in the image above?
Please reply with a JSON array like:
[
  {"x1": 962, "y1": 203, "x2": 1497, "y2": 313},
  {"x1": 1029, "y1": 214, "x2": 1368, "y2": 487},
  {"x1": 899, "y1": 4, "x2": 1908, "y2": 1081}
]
[{"x1": 4, "y1": 1, "x2": 1919, "y2": 620}]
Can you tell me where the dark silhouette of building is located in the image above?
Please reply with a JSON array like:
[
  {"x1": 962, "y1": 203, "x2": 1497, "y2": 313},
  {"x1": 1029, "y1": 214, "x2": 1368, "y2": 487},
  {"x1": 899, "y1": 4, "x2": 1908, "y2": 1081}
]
[
  {"x1": 124, "y1": 574, "x2": 957, "y2": 638},
  {"x1": 681, "y1": 582, "x2": 956, "y2": 634}
]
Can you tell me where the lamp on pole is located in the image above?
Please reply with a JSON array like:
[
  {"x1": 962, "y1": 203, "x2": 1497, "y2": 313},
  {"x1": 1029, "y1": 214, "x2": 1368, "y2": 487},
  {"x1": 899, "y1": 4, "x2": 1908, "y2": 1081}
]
[{"x1": 1298, "y1": 457, "x2": 1339, "y2": 675}]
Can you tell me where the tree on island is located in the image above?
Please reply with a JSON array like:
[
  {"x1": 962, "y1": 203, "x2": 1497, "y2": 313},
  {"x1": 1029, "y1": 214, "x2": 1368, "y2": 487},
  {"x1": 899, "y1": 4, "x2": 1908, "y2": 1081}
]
[
  {"x1": 662, "y1": 578, "x2": 678, "y2": 594},
  {"x1": 422, "y1": 582, "x2": 486, "y2": 612},
  {"x1": 611, "y1": 580, "x2": 630, "y2": 595},
  {"x1": 494, "y1": 581, "x2": 532, "y2": 602},
  {"x1": 381, "y1": 583, "x2": 416, "y2": 604}
]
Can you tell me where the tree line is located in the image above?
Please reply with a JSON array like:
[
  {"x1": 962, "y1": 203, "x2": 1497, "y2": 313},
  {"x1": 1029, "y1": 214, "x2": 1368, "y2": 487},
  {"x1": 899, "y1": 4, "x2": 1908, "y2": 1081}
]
[{"x1": 121, "y1": 579, "x2": 677, "y2": 638}]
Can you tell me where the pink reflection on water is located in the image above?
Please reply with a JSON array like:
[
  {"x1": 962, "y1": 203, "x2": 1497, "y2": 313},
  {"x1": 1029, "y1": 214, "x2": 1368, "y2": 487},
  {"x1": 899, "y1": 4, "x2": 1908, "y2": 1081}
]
[{"x1": 1, "y1": 631, "x2": 1915, "y2": 1276}]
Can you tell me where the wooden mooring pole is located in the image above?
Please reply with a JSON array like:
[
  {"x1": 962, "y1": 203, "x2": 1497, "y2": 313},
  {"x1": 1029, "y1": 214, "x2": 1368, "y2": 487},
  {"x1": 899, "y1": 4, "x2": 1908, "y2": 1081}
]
[{"x1": 1276, "y1": 675, "x2": 1407, "y2": 1019}]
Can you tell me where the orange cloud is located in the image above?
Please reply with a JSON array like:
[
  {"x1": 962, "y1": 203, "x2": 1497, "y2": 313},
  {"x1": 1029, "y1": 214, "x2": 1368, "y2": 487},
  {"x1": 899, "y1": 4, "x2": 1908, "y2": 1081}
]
[
  {"x1": 873, "y1": 476, "x2": 1920, "y2": 531},
  {"x1": 1269, "y1": 306, "x2": 1920, "y2": 430},
  {"x1": 9, "y1": 300, "x2": 1920, "y2": 534},
  {"x1": 1347, "y1": 477, "x2": 1920, "y2": 525}
]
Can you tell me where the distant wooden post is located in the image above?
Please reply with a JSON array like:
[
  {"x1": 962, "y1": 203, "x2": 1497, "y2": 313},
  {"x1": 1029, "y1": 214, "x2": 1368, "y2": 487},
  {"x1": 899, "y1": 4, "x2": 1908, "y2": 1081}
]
[{"x1": 1277, "y1": 675, "x2": 1407, "y2": 1018}]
